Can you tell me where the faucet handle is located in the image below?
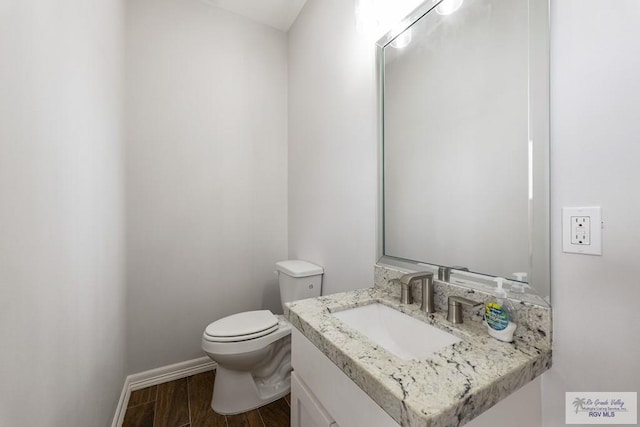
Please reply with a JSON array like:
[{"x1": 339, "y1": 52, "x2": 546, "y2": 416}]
[{"x1": 447, "y1": 296, "x2": 482, "y2": 324}]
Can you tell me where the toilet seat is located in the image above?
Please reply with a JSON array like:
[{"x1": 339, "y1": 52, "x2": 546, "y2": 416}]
[
  {"x1": 202, "y1": 316, "x2": 292, "y2": 355},
  {"x1": 204, "y1": 310, "x2": 279, "y2": 342},
  {"x1": 205, "y1": 324, "x2": 279, "y2": 342}
]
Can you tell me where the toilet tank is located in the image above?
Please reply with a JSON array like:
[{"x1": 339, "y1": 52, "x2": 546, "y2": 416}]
[{"x1": 275, "y1": 260, "x2": 324, "y2": 309}]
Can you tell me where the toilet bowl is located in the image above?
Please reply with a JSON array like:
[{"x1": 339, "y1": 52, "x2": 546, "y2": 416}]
[{"x1": 201, "y1": 260, "x2": 323, "y2": 415}]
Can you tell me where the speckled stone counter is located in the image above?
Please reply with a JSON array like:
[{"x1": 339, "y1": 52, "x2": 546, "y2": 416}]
[{"x1": 285, "y1": 286, "x2": 552, "y2": 427}]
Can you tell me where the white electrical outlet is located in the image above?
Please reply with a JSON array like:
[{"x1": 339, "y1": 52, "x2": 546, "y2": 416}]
[
  {"x1": 562, "y1": 207, "x2": 602, "y2": 255},
  {"x1": 570, "y1": 216, "x2": 590, "y2": 245}
]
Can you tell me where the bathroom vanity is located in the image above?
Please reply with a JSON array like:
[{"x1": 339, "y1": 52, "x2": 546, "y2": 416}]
[{"x1": 285, "y1": 266, "x2": 552, "y2": 427}]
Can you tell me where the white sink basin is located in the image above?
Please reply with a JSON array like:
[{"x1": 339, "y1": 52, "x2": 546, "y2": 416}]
[{"x1": 332, "y1": 303, "x2": 461, "y2": 360}]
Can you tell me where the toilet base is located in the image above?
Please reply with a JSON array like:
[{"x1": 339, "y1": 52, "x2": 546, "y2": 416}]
[
  {"x1": 210, "y1": 334, "x2": 292, "y2": 415},
  {"x1": 211, "y1": 365, "x2": 291, "y2": 415}
]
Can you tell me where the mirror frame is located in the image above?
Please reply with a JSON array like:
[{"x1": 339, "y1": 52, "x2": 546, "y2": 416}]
[{"x1": 375, "y1": 0, "x2": 550, "y2": 305}]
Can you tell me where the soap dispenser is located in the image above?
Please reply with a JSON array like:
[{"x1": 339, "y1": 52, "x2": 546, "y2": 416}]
[{"x1": 485, "y1": 277, "x2": 517, "y2": 342}]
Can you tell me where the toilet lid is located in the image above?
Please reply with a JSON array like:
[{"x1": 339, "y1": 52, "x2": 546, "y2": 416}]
[
  {"x1": 204, "y1": 310, "x2": 278, "y2": 340},
  {"x1": 203, "y1": 323, "x2": 279, "y2": 342}
]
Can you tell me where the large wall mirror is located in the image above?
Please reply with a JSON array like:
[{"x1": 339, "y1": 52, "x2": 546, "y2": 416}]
[{"x1": 377, "y1": 0, "x2": 550, "y2": 305}]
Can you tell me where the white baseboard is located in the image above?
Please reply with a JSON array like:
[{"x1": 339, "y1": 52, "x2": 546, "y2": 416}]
[
  {"x1": 111, "y1": 356, "x2": 217, "y2": 427},
  {"x1": 111, "y1": 377, "x2": 132, "y2": 427}
]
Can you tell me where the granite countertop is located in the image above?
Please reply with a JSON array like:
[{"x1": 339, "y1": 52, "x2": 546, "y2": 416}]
[{"x1": 285, "y1": 287, "x2": 552, "y2": 427}]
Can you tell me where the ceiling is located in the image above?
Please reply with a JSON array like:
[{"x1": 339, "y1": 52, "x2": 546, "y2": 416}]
[{"x1": 200, "y1": 0, "x2": 308, "y2": 32}]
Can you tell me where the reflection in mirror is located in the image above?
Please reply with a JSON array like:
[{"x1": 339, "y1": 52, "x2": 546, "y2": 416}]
[{"x1": 378, "y1": 0, "x2": 549, "y2": 305}]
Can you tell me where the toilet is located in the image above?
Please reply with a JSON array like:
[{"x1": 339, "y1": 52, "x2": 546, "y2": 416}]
[{"x1": 201, "y1": 260, "x2": 323, "y2": 415}]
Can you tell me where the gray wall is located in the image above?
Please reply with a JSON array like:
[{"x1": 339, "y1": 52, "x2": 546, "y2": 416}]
[
  {"x1": 124, "y1": 0, "x2": 289, "y2": 374},
  {"x1": 0, "y1": 1, "x2": 126, "y2": 426},
  {"x1": 543, "y1": 1, "x2": 640, "y2": 424},
  {"x1": 288, "y1": 0, "x2": 378, "y2": 295}
]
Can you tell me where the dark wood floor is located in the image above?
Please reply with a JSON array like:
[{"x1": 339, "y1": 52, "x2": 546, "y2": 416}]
[{"x1": 123, "y1": 370, "x2": 290, "y2": 427}]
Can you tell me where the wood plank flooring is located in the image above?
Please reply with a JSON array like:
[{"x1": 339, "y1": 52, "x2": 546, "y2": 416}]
[{"x1": 123, "y1": 370, "x2": 290, "y2": 427}]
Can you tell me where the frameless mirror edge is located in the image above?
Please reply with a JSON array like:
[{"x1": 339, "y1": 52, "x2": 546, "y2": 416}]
[
  {"x1": 375, "y1": 0, "x2": 444, "y2": 49},
  {"x1": 529, "y1": 0, "x2": 551, "y2": 306}
]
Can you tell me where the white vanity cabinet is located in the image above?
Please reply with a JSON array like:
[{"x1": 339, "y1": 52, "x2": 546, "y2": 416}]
[
  {"x1": 291, "y1": 326, "x2": 543, "y2": 427},
  {"x1": 290, "y1": 372, "x2": 337, "y2": 427},
  {"x1": 290, "y1": 328, "x2": 399, "y2": 427}
]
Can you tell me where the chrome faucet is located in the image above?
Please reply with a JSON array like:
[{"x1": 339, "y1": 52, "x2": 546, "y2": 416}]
[{"x1": 391, "y1": 272, "x2": 435, "y2": 313}]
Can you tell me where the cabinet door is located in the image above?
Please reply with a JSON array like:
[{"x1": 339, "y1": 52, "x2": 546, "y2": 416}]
[
  {"x1": 291, "y1": 329, "x2": 398, "y2": 427},
  {"x1": 291, "y1": 371, "x2": 337, "y2": 427}
]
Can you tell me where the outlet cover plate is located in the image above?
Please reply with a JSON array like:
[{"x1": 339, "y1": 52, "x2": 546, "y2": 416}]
[{"x1": 562, "y1": 206, "x2": 602, "y2": 255}]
